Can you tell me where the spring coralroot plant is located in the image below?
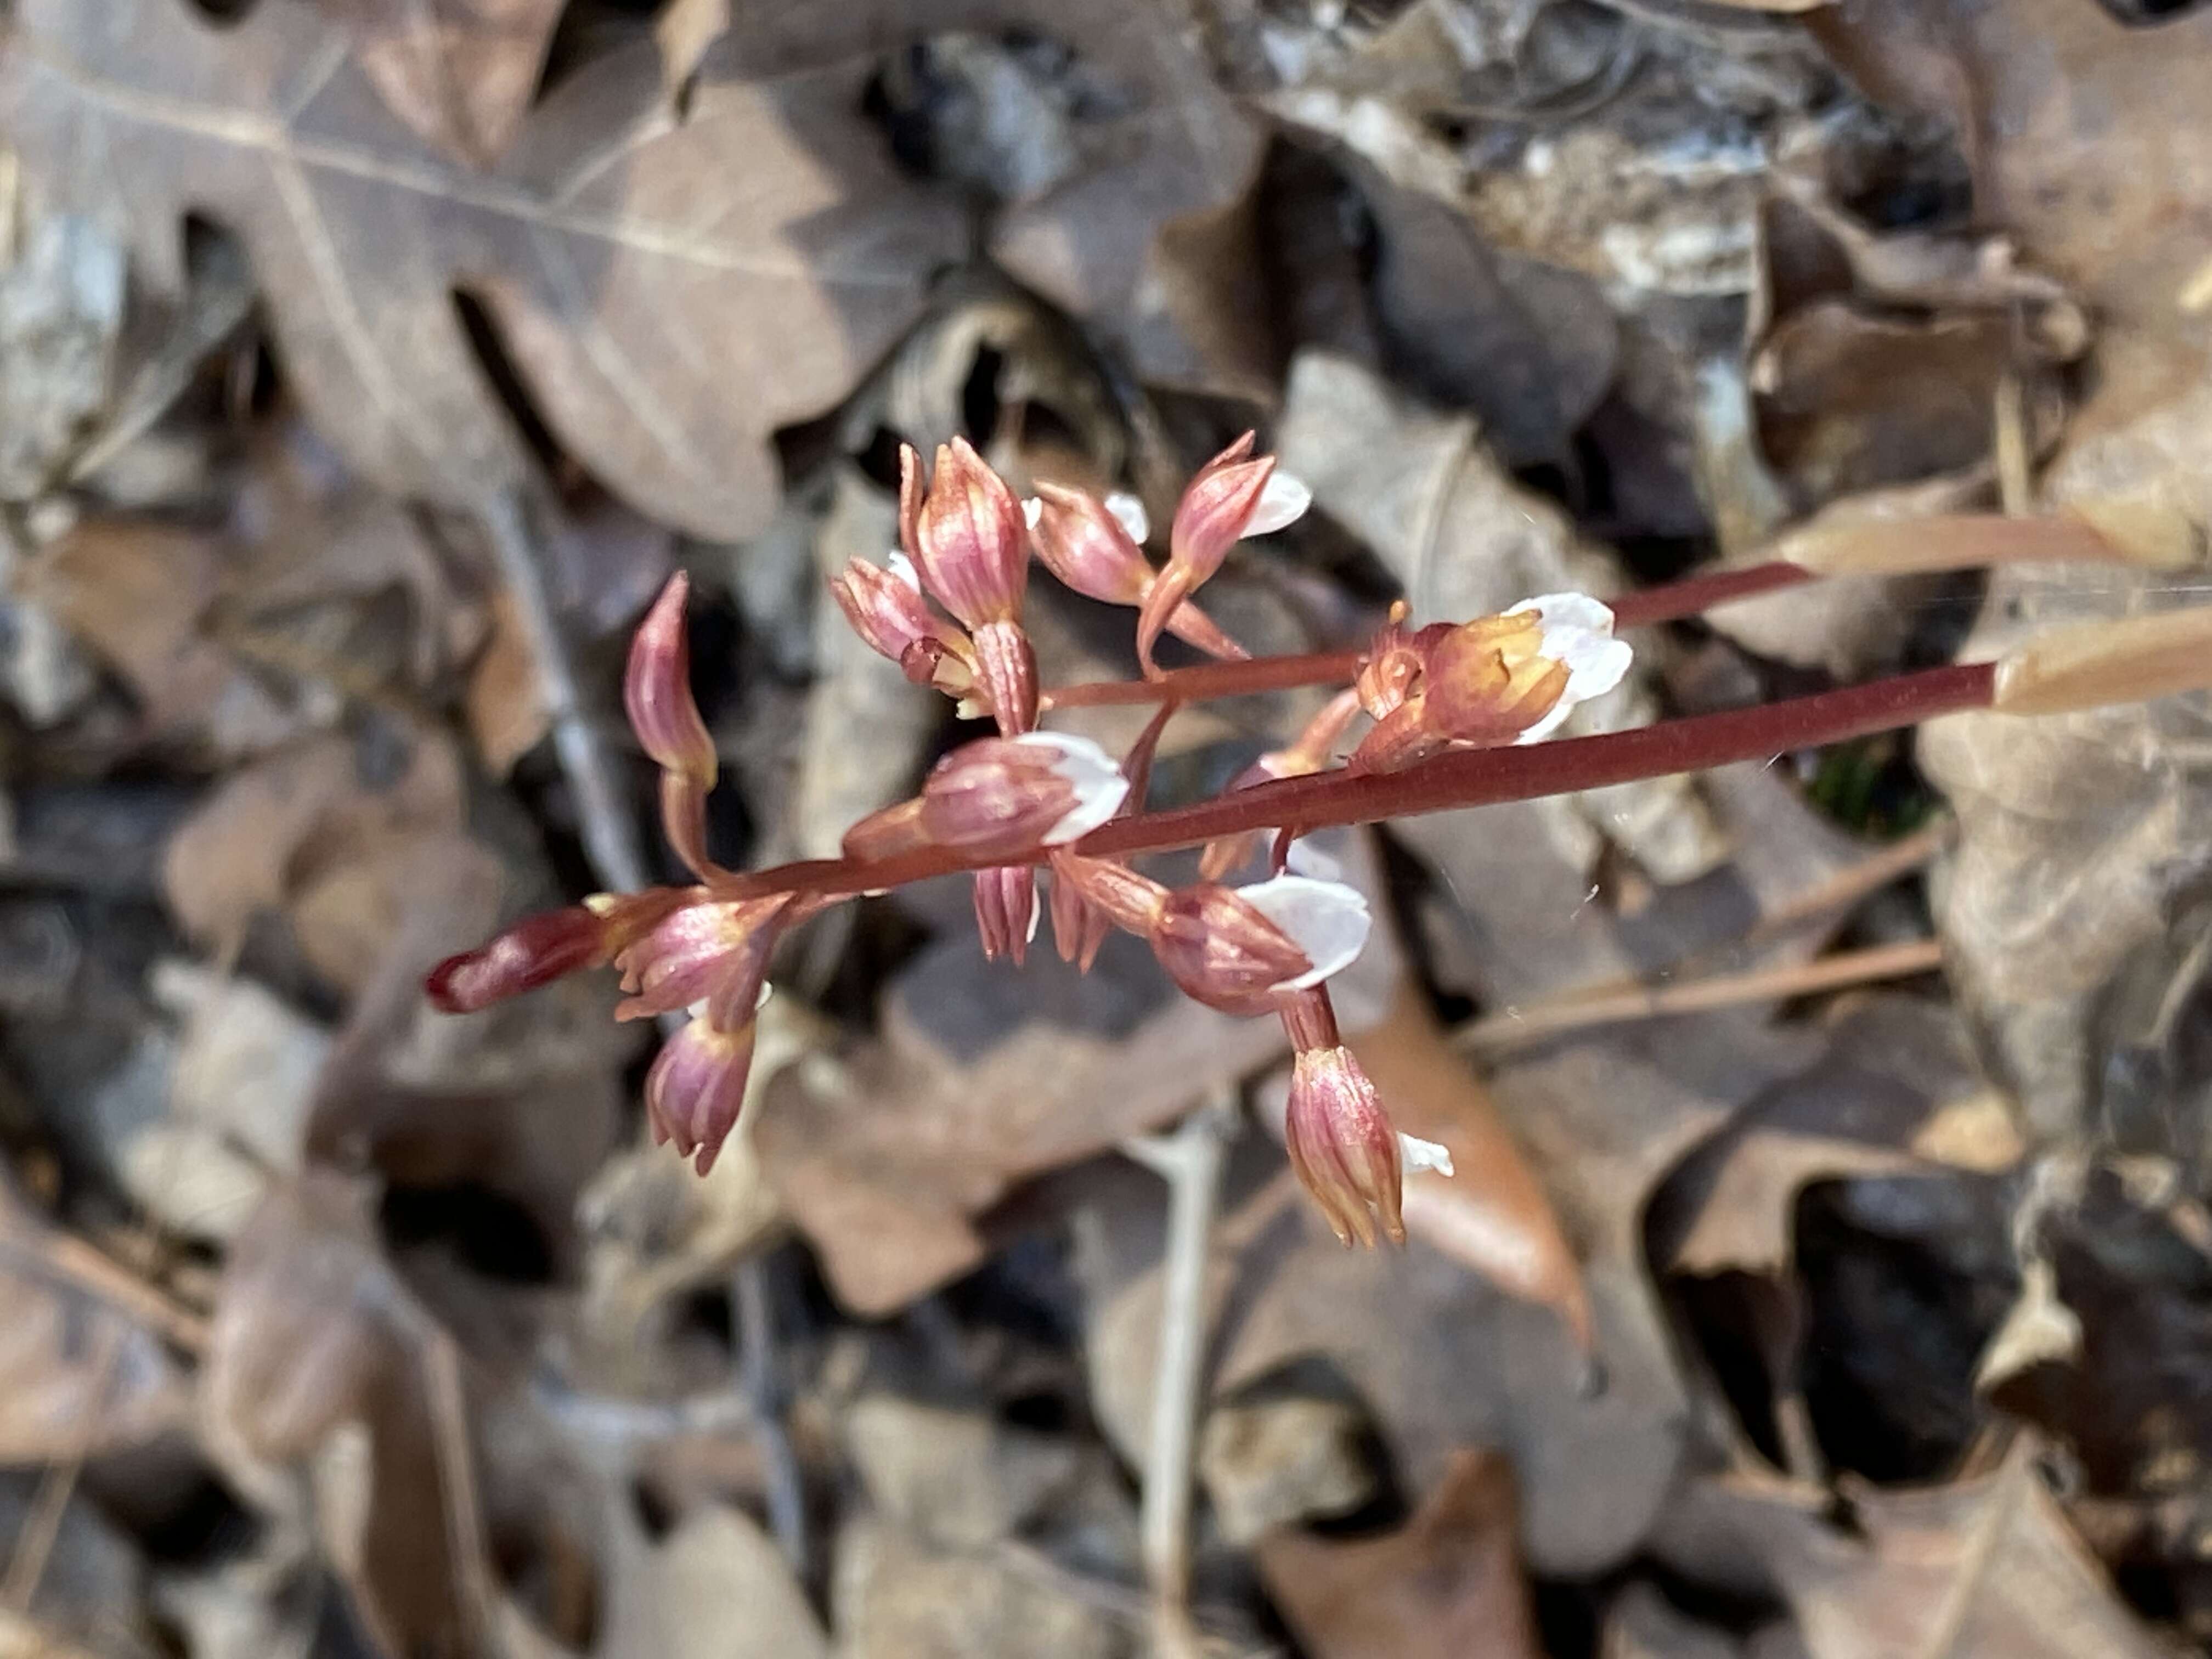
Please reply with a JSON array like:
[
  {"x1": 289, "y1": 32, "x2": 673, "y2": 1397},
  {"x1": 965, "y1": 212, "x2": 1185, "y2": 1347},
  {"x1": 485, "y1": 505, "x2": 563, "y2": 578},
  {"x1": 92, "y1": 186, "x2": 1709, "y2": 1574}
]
[{"x1": 428, "y1": 435, "x2": 2212, "y2": 1246}]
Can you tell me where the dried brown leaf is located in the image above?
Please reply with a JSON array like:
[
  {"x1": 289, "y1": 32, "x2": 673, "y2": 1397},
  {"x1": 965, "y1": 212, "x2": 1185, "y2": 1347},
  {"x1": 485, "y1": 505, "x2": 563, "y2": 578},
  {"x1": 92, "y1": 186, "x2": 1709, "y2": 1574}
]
[
  {"x1": 2, "y1": 0, "x2": 961, "y2": 540},
  {"x1": 1077, "y1": 1012, "x2": 1816, "y2": 1577},
  {"x1": 1256, "y1": 1448, "x2": 1542, "y2": 1659},
  {"x1": 204, "y1": 1171, "x2": 488, "y2": 1659},
  {"x1": 26, "y1": 520, "x2": 300, "y2": 754},
  {"x1": 160, "y1": 730, "x2": 466, "y2": 968},
  {"x1": 3, "y1": 0, "x2": 1263, "y2": 537},
  {"x1": 1654, "y1": 998, "x2": 1988, "y2": 1280},
  {"x1": 1349, "y1": 980, "x2": 1593, "y2": 1354},
  {"x1": 320, "y1": 0, "x2": 563, "y2": 167}
]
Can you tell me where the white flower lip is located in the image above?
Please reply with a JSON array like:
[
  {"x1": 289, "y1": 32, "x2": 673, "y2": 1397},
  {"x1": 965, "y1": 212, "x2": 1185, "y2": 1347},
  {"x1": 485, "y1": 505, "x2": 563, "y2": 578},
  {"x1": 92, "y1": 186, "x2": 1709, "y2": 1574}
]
[
  {"x1": 886, "y1": 550, "x2": 924, "y2": 592},
  {"x1": 1242, "y1": 470, "x2": 1312, "y2": 539},
  {"x1": 1237, "y1": 873, "x2": 1371, "y2": 989},
  {"x1": 1398, "y1": 1132, "x2": 1455, "y2": 1178},
  {"x1": 1022, "y1": 497, "x2": 1044, "y2": 529},
  {"x1": 1105, "y1": 492, "x2": 1150, "y2": 544},
  {"x1": 1013, "y1": 731, "x2": 1130, "y2": 844},
  {"x1": 1506, "y1": 590, "x2": 1633, "y2": 744},
  {"x1": 1284, "y1": 838, "x2": 1342, "y2": 883}
]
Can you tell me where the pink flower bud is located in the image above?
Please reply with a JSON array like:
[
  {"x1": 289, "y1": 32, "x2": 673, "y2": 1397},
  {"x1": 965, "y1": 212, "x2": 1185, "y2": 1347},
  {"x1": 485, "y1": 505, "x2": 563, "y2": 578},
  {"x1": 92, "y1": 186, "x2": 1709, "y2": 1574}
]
[
  {"x1": 624, "y1": 573, "x2": 716, "y2": 785},
  {"x1": 424, "y1": 890, "x2": 681, "y2": 1013},
  {"x1": 610, "y1": 893, "x2": 793, "y2": 1025},
  {"x1": 1284, "y1": 1043, "x2": 1405, "y2": 1247},
  {"x1": 1139, "y1": 435, "x2": 1308, "y2": 673},
  {"x1": 1149, "y1": 874, "x2": 1369, "y2": 1014},
  {"x1": 830, "y1": 556, "x2": 978, "y2": 699},
  {"x1": 973, "y1": 865, "x2": 1039, "y2": 965},
  {"x1": 1168, "y1": 436, "x2": 1309, "y2": 580},
  {"x1": 911, "y1": 437, "x2": 1029, "y2": 628},
  {"x1": 1026, "y1": 483, "x2": 1152, "y2": 605},
  {"x1": 1028, "y1": 484, "x2": 1248, "y2": 662},
  {"x1": 645, "y1": 1016, "x2": 758, "y2": 1175},
  {"x1": 857, "y1": 732, "x2": 1128, "y2": 862}
]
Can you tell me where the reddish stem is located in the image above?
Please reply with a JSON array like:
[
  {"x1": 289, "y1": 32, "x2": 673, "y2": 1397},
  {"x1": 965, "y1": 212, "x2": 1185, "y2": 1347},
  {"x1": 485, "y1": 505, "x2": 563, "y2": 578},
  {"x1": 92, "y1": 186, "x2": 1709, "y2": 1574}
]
[
  {"x1": 720, "y1": 660, "x2": 1994, "y2": 902},
  {"x1": 1039, "y1": 561, "x2": 1813, "y2": 710}
]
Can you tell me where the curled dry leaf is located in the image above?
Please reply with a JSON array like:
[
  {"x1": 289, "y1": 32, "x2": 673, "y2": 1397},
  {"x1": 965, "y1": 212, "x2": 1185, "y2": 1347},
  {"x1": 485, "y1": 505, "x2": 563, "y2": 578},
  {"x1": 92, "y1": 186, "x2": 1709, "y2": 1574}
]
[
  {"x1": 1256, "y1": 1448, "x2": 1542, "y2": 1659},
  {"x1": 1653, "y1": 997, "x2": 1990, "y2": 1282},
  {"x1": 1654, "y1": 1440, "x2": 2164, "y2": 1659}
]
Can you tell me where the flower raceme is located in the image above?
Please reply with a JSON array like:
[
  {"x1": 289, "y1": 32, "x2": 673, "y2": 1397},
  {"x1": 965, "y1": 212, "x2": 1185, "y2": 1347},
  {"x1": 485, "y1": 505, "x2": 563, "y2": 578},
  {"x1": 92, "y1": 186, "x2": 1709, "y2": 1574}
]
[{"x1": 430, "y1": 432, "x2": 1567, "y2": 1239}]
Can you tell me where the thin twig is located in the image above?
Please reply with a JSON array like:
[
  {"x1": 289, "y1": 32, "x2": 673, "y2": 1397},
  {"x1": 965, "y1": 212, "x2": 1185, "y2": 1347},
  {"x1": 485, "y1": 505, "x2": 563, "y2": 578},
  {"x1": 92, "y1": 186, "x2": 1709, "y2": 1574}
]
[
  {"x1": 1121, "y1": 1090, "x2": 1239, "y2": 1656},
  {"x1": 479, "y1": 489, "x2": 652, "y2": 894},
  {"x1": 1727, "y1": 818, "x2": 1951, "y2": 953},
  {"x1": 1454, "y1": 937, "x2": 1948, "y2": 1055},
  {"x1": 418, "y1": 1325, "x2": 500, "y2": 1655},
  {"x1": 0, "y1": 1227, "x2": 209, "y2": 1355},
  {"x1": 734, "y1": 1258, "x2": 809, "y2": 1575}
]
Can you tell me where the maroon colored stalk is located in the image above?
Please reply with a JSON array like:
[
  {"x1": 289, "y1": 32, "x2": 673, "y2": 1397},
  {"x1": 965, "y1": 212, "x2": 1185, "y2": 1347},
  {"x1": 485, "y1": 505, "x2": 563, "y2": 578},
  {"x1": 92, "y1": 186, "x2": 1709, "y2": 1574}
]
[
  {"x1": 718, "y1": 660, "x2": 1996, "y2": 902},
  {"x1": 1040, "y1": 561, "x2": 1813, "y2": 710}
]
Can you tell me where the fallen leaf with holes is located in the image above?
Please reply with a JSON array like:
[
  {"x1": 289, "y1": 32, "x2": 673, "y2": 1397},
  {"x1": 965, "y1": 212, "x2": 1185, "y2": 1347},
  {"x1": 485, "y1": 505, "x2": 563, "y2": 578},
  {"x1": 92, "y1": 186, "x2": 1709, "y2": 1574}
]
[
  {"x1": 1654, "y1": 1441, "x2": 2164, "y2": 1659},
  {"x1": 1348, "y1": 979, "x2": 1593, "y2": 1355},
  {"x1": 319, "y1": 0, "x2": 565, "y2": 167},
  {"x1": 202, "y1": 1171, "x2": 489, "y2": 1659},
  {"x1": 1257, "y1": 1448, "x2": 1542, "y2": 1659}
]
